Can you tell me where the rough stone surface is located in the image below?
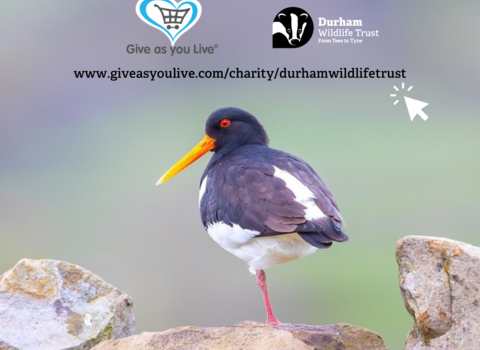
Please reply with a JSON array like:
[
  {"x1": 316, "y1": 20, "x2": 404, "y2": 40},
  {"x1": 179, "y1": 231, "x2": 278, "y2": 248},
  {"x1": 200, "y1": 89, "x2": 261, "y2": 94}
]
[
  {"x1": 397, "y1": 236, "x2": 480, "y2": 350},
  {"x1": 91, "y1": 321, "x2": 387, "y2": 350},
  {"x1": 0, "y1": 259, "x2": 135, "y2": 350}
]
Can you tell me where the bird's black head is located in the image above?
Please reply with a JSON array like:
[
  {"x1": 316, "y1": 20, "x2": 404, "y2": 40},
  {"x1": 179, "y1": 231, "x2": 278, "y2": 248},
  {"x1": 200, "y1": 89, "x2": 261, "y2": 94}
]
[
  {"x1": 205, "y1": 107, "x2": 269, "y2": 152},
  {"x1": 156, "y1": 107, "x2": 269, "y2": 185}
]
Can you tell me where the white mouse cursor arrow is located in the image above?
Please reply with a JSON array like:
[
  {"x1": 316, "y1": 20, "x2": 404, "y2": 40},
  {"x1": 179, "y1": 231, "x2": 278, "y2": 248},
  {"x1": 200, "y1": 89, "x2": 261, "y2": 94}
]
[{"x1": 404, "y1": 96, "x2": 429, "y2": 121}]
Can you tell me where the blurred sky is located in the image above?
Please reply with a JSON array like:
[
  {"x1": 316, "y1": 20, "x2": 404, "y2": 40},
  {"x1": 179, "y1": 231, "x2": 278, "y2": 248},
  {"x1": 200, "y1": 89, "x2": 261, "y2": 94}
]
[{"x1": 1, "y1": 1, "x2": 479, "y2": 349}]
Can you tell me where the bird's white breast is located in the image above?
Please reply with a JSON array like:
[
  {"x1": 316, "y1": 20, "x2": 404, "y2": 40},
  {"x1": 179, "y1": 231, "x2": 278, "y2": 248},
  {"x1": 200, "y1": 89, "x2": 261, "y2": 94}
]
[
  {"x1": 272, "y1": 166, "x2": 326, "y2": 220},
  {"x1": 207, "y1": 222, "x2": 260, "y2": 249},
  {"x1": 206, "y1": 222, "x2": 316, "y2": 274}
]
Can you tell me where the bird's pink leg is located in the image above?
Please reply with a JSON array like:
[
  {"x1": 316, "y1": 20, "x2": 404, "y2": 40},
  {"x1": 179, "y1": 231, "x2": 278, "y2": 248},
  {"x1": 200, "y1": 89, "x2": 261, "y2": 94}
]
[{"x1": 256, "y1": 269, "x2": 281, "y2": 325}]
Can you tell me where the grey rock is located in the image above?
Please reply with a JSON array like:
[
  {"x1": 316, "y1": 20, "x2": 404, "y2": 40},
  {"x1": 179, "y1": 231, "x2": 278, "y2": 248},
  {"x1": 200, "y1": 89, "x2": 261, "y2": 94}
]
[
  {"x1": 0, "y1": 259, "x2": 135, "y2": 350},
  {"x1": 92, "y1": 321, "x2": 387, "y2": 350},
  {"x1": 397, "y1": 236, "x2": 480, "y2": 350}
]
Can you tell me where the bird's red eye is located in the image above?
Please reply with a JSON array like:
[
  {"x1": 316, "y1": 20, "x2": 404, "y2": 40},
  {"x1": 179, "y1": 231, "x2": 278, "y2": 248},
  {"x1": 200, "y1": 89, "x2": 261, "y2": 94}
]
[{"x1": 220, "y1": 119, "x2": 231, "y2": 128}]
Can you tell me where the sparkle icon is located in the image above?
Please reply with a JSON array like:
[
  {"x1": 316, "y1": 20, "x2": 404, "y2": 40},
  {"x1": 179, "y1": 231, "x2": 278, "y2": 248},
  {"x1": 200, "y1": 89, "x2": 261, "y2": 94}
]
[{"x1": 390, "y1": 83, "x2": 430, "y2": 121}]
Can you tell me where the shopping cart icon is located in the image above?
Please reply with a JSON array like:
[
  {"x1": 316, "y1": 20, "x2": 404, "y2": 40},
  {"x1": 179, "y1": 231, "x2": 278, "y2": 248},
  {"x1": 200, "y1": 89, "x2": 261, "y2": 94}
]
[{"x1": 154, "y1": 5, "x2": 190, "y2": 30}]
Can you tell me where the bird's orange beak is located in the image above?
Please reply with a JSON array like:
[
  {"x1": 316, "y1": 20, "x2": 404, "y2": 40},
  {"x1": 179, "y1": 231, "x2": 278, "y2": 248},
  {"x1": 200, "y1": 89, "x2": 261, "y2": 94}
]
[{"x1": 156, "y1": 135, "x2": 216, "y2": 185}]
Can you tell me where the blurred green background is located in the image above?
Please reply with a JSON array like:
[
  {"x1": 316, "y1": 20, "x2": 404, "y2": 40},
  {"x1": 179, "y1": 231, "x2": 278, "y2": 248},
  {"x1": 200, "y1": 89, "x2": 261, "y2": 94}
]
[{"x1": 1, "y1": 1, "x2": 479, "y2": 349}]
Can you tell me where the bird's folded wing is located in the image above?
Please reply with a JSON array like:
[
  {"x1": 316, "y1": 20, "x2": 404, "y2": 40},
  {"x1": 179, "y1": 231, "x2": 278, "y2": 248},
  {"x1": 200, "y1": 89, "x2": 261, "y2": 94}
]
[{"x1": 200, "y1": 154, "x2": 347, "y2": 245}]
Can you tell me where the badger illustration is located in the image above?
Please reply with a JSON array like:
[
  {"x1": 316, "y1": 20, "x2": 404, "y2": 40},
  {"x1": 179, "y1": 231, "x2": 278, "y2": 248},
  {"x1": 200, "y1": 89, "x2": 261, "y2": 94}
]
[{"x1": 273, "y1": 7, "x2": 313, "y2": 49}]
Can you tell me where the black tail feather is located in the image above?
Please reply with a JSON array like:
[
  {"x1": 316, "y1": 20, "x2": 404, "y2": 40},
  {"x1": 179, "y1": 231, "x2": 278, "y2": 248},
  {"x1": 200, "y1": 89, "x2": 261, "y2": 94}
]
[
  {"x1": 298, "y1": 232, "x2": 333, "y2": 249},
  {"x1": 297, "y1": 217, "x2": 349, "y2": 248}
]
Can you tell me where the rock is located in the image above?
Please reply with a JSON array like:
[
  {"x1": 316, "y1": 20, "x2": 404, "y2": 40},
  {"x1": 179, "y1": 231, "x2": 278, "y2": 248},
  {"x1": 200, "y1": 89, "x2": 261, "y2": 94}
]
[
  {"x1": 397, "y1": 236, "x2": 480, "y2": 350},
  {"x1": 91, "y1": 321, "x2": 386, "y2": 350},
  {"x1": 0, "y1": 259, "x2": 135, "y2": 350}
]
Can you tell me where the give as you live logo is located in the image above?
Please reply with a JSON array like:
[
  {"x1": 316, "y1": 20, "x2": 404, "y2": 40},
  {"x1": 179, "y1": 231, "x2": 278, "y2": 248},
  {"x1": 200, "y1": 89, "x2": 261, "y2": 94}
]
[
  {"x1": 273, "y1": 7, "x2": 314, "y2": 48},
  {"x1": 136, "y1": 0, "x2": 202, "y2": 46}
]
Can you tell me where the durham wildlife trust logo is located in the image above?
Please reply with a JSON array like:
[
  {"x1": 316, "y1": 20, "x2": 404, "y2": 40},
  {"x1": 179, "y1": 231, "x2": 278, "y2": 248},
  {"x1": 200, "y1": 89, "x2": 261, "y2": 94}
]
[
  {"x1": 136, "y1": 0, "x2": 202, "y2": 46},
  {"x1": 273, "y1": 7, "x2": 314, "y2": 48}
]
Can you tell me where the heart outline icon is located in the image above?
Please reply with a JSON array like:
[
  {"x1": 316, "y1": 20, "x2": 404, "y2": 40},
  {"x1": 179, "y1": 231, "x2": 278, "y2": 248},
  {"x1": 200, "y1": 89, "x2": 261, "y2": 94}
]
[{"x1": 136, "y1": 0, "x2": 202, "y2": 46}]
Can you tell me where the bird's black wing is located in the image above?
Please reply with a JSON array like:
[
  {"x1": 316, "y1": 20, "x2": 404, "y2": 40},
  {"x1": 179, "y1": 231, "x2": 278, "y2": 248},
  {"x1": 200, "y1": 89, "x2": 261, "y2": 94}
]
[{"x1": 200, "y1": 150, "x2": 348, "y2": 249}]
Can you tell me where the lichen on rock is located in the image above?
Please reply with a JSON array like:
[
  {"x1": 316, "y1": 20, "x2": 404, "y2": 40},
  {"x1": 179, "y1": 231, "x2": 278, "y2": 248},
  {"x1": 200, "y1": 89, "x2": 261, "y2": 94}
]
[
  {"x1": 397, "y1": 236, "x2": 480, "y2": 350},
  {"x1": 91, "y1": 321, "x2": 387, "y2": 350},
  {"x1": 0, "y1": 259, "x2": 135, "y2": 350}
]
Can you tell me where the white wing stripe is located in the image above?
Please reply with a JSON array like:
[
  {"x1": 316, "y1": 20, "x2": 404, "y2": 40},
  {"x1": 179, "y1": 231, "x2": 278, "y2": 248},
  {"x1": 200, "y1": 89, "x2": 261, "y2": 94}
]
[
  {"x1": 273, "y1": 166, "x2": 326, "y2": 220},
  {"x1": 199, "y1": 176, "x2": 208, "y2": 207}
]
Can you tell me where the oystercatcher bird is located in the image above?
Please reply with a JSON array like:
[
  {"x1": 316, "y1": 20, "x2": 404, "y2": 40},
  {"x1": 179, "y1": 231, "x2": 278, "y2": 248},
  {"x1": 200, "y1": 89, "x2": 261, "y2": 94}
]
[{"x1": 157, "y1": 107, "x2": 348, "y2": 325}]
